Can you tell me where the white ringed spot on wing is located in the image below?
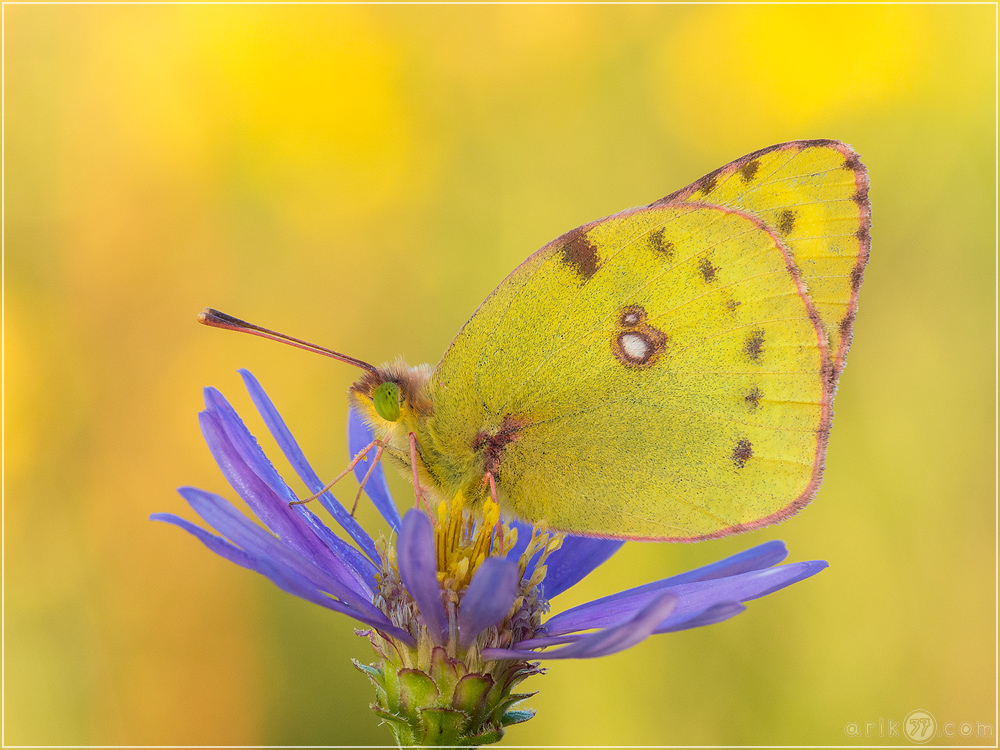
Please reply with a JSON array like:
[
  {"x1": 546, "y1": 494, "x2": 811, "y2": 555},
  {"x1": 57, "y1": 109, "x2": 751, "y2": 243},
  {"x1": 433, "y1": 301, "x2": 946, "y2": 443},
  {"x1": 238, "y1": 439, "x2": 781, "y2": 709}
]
[{"x1": 612, "y1": 305, "x2": 667, "y2": 369}]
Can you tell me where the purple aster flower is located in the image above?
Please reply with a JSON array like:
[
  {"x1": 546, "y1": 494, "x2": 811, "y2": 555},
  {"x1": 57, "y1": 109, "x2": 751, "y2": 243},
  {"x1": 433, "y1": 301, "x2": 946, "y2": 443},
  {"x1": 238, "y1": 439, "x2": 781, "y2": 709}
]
[{"x1": 153, "y1": 370, "x2": 828, "y2": 745}]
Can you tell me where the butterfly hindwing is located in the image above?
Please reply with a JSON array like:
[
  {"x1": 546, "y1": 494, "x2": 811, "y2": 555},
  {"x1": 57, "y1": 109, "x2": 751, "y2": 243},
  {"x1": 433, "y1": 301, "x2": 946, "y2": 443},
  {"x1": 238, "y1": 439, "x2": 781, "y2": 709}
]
[{"x1": 661, "y1": 139, "x2": 871, "y2": 381}]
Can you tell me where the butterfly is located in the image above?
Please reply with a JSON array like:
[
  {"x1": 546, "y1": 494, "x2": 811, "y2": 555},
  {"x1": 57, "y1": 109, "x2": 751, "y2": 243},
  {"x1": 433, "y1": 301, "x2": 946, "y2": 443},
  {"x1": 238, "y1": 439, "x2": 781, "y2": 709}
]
[{"x1": 201, "y1": 139, "x2": 870, "y2": 541}]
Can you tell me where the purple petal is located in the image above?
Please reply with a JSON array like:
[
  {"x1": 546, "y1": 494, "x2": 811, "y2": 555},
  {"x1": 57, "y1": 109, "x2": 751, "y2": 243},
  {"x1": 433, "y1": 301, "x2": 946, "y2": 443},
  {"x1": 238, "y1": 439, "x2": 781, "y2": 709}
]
[
  {"x1": 177, "y1": 486, "x2": 385, "y2": 623},
  {"x1": 657, "y1": 601, "x2": 746, "y2": 633},
  {"x1": 156, "y1": 505, "x2": 413, "y2": 644},
  {"x1": 545, "y1": 540, "x2": 787, "y2": 624},
  {"x1": 504, "y1": 601, "x2": 747, "y2": 649},
  {"x1": 504, "y1": 520, "x2": 623, "y2": 600},
  {"x1": 397, "y1": 509, "x2": 448, "y2": 645},
  {"x1": 539, "y1": 534, "x2": 625, "y2": 599},
  {"x1": 200, "y1": 394, "x2": 330, "y2": 555},
  {"x1": 584, "y1": 540, "x2": 791, "y2": 613},
  {"x1": 288, "y1": 504, "x2": 378, "y2": 592},
  {"x1": 660, "y1": 540, "x2": 790, "y2": 585},
  {"x1": 254, "y1": 559, "x2": 415, "y2": 646},
  {"x1": 150, "y1": 512, "x2": 256, "y2": 571},
  {"x1": 545, "y1": 560, "x2": 828, "y2": 636},
  {"x1": 348, "y1": 406, "x2": 402, "y2": 531},
  {"x1": 458, "y1": 558, "x2": 520, "y2": 650},
  {"x1": 507, "y1": 634, "x2": 583, "y2": 649},
  {"x1": 238, "y1": 369, "x2": 381, "y2": 564},
  {"x1": 482, "y1": 592, "x2": 678, "y2": 661},
  {"x1": 199, "y1": 397, "x2": 373, "y2": 598}
]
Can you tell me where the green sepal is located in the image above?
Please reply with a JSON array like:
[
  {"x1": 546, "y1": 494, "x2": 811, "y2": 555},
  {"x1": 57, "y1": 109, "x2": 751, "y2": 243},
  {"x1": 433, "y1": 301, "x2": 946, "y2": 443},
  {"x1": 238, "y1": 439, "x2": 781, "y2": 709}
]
[
  {"x1": 398, "y1": 668, "x2": 439, "y2": 711},
  {"x1": 419, "y1": 707, "x2": 469, "y2": 745},
  {"x1": 501, "y1": 709, "x2": 537, "y2": 726},
  {"x1": 388, "y1": 726, "x2": 417, "y2": 746},
  {"x1": 353, "y1": 660, "x2": 382, "y2": 681},
  {"x1": 493, "y1": 691, "x2": 538, "y2": 719},
  {"x1": 429, "y1": 646, "x2": 465, "y2": 698},
  {"x1": 372, "y1": 705, "x2": 418, "y2": 746},
  {"x1": 370, "y1": 704, "x2": 410, "y2": 728},
  {"x1": 351, "y1": 659, "x2": 382, "y2": 680},
  {"x1": 353, "y1": 660, "x2": 390, "y2": 706},
  {"x1": 452, "y1": 673, "x2": 494, "y2": 724},
  {"x1": 465, "y1": 728, "x2": 506, "y2": 745}
]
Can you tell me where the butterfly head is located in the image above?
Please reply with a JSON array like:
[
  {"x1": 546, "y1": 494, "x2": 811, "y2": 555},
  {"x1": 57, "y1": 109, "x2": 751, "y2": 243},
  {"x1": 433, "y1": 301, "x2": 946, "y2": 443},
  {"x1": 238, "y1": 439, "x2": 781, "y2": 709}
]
[{"x1": 349, "y1": 359, "x2": 433, "y2": 437}]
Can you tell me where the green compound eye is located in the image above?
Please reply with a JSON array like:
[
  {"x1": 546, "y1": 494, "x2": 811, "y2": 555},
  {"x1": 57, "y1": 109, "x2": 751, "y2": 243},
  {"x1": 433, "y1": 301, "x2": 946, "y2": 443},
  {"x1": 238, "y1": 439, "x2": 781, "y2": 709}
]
[{"x1": 373, "y1": 382, "x2": 401, "y2": 422}]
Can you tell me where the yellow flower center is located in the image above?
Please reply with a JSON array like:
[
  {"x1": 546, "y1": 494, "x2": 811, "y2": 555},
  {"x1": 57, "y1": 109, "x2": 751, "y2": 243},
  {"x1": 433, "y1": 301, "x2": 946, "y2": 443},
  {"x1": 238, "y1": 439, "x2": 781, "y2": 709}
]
[{"x1": 433, "y1": 491, "x2": 562, "y2": 605}]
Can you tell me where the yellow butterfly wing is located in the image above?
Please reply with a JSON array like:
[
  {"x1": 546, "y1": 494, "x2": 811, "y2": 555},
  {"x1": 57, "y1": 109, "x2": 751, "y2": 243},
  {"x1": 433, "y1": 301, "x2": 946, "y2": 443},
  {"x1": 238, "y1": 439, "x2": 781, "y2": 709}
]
[
  {"x1": 427, "y1": 140, "x2": 869, "y2": 540},
  {"x1": 663, "y1": 139, "x2": 871, "y2": 383}
]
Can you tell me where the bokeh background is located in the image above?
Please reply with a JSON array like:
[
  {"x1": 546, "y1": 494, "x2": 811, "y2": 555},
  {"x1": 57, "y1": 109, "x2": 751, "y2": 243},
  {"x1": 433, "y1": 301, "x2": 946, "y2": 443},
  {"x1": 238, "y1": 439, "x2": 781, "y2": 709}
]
[{"x1": 6, "y1": 4, "x2": 994, "y2": 746}]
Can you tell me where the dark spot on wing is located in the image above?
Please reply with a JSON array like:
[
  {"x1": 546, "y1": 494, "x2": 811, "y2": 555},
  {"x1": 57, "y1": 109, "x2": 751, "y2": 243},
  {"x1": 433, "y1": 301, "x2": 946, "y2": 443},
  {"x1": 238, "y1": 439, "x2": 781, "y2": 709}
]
[
  {"x1": 744, "y1": 387, "x2": 762, "y2": 410},
  {"x1": 744, "y1": 329, "x2": 765, "y2": 362},
  {"x1": 725, "y1": 298, "x2": 742, "y2": 312},
  {"x1": 732, "y1": 439, "x2": 753, "y2": 468},
  {"x1": 843, "y1": 154, "x2": 862, "y2": 171},
  {"x1": 559, "y1": 227, "x2": 600, "y2": 282},
  {"x1": 698, "y1": 257, "x2": 719, "y2": 283},
  {"x1": 649, "y1": 228, "x2": 673, "y2": 258},
  {"x1": 699, "y1": 174, "x2": 718, "y2": 194},
  {"x1": 853, "y1": 186, "x2": 869, "y2": 205},
  {"x1": 739, "y1": 159, "x2": 760, "y2": 182},
  {"x1": 777, "y1": 210, "x2": 796, "y2": 236},
  {"x1": 855, "y1": 226, "x2": 870, "y2": 244}
]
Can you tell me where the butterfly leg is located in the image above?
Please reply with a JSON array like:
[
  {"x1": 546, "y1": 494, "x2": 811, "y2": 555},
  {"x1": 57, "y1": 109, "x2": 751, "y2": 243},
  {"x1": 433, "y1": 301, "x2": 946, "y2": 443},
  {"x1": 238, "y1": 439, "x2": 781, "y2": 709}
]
[
  {"x1": 408, "y1": 431, "x2": 432, "y2": 513},
  {"x1": 350, "y1": 441, "x2": 385, "y2": 517},
  {"x1": 289, "y1": 439, "x2": 386, "y2": 507},
  {"x1": 485, "y1": 471, "x2": 498, "y2": 505}
]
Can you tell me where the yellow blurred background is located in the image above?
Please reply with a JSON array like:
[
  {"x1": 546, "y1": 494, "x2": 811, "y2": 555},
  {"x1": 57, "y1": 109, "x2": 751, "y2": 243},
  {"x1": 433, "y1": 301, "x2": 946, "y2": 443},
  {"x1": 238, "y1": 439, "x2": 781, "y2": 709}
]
[{"x1": 5, "y1": 4, "x2": 994, "y2": 746}]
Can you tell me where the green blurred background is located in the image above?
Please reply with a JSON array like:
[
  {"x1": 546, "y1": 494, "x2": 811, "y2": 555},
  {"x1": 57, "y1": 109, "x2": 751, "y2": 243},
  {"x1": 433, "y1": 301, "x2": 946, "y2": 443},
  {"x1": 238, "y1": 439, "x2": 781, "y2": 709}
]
[{"x1": 6, "y1": 4, "x2": 994, "y2": 746}]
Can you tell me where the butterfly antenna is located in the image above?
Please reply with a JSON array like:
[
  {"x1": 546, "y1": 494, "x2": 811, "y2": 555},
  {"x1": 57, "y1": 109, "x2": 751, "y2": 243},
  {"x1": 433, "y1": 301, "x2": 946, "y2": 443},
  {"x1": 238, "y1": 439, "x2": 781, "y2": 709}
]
[{"x1": 197, "y1": 308, "x2": 377, "y2": 373}]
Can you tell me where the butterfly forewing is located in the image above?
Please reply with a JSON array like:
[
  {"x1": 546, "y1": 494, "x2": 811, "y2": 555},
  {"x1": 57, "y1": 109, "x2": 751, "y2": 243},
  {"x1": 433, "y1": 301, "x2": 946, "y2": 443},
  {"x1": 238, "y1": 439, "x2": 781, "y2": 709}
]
[{"x1": 429, "y1": 141, "x2": 866, "y2": 540}]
